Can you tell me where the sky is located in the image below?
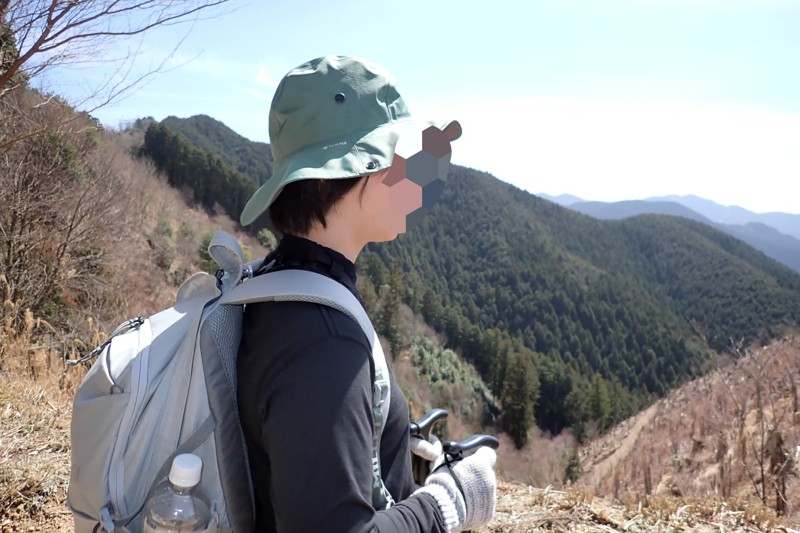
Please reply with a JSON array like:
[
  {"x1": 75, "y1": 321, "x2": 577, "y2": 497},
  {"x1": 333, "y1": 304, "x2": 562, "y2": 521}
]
[{"x1": 34, "y1": 0, "x2": 800, "y2": 214}]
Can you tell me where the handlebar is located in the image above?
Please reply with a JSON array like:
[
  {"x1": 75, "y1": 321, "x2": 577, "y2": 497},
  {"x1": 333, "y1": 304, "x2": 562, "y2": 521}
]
[
  {"x1": 410, "y1": 408, "x2": 448, "y2": 485},
  {"x1": 410, "y1": 409, "x2": 500, "y2": 484},
  {"x1": 442, "y1": 434, "x2": 500, "y2": 460},
  {"x1": 409, "y1": 408, "x2": 448, "y2": 440}
]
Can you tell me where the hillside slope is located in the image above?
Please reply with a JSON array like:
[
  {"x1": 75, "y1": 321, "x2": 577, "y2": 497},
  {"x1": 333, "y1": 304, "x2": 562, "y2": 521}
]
[{"x1": 580, "y1": 334, "x2": 800, "y2": 521}]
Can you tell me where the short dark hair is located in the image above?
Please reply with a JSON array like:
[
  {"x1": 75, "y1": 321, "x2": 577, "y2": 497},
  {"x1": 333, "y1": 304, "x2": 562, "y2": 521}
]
[{"x1": 269, "y1": 176, "x2": 366, "y2": 236}]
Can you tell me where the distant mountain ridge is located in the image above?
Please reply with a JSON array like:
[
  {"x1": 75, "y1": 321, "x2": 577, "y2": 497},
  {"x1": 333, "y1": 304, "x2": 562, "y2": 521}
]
[
  {"x1": 538, "y1": 193, "x2": 584, "y2": 206},
  {"x1": 570, "y1": 200, "x2": 711, "y2": 224},
  {"x1": 541, "y1": 193, "x2": 800, "y2": 241},
  {"x1": 567, "y1": 199, "x2": 800, "y2": 273},
  {"x1": 649, "y1": 194, "x2": 800, "y2": 240}
]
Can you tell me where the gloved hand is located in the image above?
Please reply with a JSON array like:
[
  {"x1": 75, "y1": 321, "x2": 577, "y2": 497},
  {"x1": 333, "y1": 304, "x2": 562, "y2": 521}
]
[
  {"x1": 410, "y1": 433, "x2": 443, "y2": 462},
  {"x1": 414, "y1": 447, "x2": 497, "y2": 533}
]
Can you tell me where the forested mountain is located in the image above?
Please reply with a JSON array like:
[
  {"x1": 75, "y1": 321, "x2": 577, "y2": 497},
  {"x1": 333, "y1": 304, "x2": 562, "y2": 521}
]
[
  {"x1": 374, "y1": 167, "x2": 800, "y2": 435},
  {"x1": 723, "y1": 222, "x2": 800, "y2": 272},
  {"x1": 568, "y1": 199, "x2": 800, "y2": 272},
  {"x1": 136, "y1": 115, "x2": 800, "y2": 442},
  {"x1": 140, "y1": 120, "x2": 274, "y2": 233},
  {"x1": 161, "y1": 115, "x2": 274, "y2": 185}
]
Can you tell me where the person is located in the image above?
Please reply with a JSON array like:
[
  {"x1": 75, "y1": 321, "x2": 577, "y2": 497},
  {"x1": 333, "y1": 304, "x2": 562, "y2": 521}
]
[{"x1": 236, "y1": 55, "x2": 497, "y2": 533}]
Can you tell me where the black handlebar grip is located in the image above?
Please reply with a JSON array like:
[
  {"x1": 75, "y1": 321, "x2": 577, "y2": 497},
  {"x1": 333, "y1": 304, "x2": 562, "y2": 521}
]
[{"x1": 442, "y1": 434, "x2": 500, "y2": 460}]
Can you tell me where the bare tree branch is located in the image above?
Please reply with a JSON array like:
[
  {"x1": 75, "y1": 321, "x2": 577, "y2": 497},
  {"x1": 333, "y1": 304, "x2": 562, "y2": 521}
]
[{"x1": 0, "y1": 0, "x2": 231, "y2": 147}]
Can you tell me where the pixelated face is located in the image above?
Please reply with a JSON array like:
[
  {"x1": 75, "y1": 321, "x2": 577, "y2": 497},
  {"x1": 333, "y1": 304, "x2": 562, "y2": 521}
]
[{"x1": 369, "y1": 125, "x2": 453, "y2": 237}]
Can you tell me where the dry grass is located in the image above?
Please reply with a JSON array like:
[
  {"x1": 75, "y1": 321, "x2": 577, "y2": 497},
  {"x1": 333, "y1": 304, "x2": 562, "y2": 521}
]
[
  {"x1": 0, "y1": 293, "x2": 78, "y2": 531},
  {"x1": 473, "y1": 482, "x2": 794, "y2": 532},
  {"x1": 1, "y1": 282, "x2": 55, "y2": 380},
  {"x1": 0, "y1": 375, "x2": 73, "y2": 532},
  {"x1": 0, "y1": 279, "x2": 101, "y2": 396},
  {"x1": 105, "y1": 154, "x2": 267, "y2": 322}
]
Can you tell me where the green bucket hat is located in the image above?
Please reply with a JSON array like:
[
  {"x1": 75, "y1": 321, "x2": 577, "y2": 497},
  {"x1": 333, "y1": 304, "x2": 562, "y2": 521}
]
[{"x1": 240, "y1": 55, "x2": 461, "y2": 226}]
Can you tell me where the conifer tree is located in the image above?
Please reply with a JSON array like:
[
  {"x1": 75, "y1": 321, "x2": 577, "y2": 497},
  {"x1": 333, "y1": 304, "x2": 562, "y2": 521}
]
[
  {"x1": 485, "y1": 328, "x2": 513, "y2": 397},
  {"x1": 358, "y1": 276, "x2": 379, "y2": 319},
  {"x1": 589, "y1": 373, "x2": 612, "y2": 432},
  {"x1": 380, "y1": 261, "x2": 404, "y2": 358},
  {"x1": 501, "y1": 351, "x2": 540, "y2": 448}
]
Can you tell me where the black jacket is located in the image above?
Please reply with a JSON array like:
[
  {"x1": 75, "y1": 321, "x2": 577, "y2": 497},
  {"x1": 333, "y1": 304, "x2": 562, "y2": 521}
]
[{"x1": 237, "y1": 236, "x2": 446, "y2": 532}]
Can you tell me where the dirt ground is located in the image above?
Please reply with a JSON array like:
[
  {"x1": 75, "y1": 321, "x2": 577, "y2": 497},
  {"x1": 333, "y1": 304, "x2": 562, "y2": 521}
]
[{"x1": 580, "y1": 404, "x2": 659, "y2": 489}]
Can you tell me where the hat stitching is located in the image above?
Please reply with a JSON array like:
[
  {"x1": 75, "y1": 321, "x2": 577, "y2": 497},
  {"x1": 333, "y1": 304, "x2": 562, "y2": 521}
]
[
  {"x1": 379, "y1": 82, "x2": 392, "y2": 122},
  {"x1": 352, "y1": 143, "x2": 367, "y2": 173}
]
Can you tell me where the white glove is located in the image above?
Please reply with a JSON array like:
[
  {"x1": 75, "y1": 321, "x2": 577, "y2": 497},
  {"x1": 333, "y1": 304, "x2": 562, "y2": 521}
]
[
  {"x1": 414, "y1": 447, "x2": 497, "y2": 533},
  {"x1": 410, "y1": 433, "x2": 443, "y2": 461}
]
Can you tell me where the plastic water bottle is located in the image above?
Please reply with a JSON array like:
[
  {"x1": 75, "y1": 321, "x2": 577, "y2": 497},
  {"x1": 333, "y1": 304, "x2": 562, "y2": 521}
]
[{"x1": 142, "y1": 453, "x2": 211, "y2": 533}]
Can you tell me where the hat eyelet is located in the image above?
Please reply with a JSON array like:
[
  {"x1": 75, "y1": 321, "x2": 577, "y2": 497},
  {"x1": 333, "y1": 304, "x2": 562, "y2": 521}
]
[
  {"x1": 334, "y1": 93, "x2": 346, "y2": 104},
  {"x1": 366, "y1": 161, "x2": 377, "y2": 170}
]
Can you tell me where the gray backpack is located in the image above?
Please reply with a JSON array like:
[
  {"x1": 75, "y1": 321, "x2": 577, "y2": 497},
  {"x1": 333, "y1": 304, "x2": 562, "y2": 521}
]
[{"x1": 67, "y1": 231, "x2": 394, "y2": 532}]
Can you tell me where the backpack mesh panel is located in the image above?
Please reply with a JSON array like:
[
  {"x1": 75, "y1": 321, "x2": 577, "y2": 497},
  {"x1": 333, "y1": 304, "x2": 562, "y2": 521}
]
[{"x1": 199, "y1": 303, "x2": 255, "y2": 531}]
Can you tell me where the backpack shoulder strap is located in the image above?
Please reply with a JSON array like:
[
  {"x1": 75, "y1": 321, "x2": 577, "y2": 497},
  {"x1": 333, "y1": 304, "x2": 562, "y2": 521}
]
[
  {"x1": 220, "y1": 269, "x2": 372, "y2": 337},
  {"x1": 220, "y1": 269, "x2": 395, "y2": 509}
]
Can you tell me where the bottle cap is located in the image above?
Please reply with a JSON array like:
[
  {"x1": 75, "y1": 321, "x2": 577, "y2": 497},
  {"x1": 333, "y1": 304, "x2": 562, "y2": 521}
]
[{"x1": 168, "y1": 453, "x2": 203, "y2": 488}]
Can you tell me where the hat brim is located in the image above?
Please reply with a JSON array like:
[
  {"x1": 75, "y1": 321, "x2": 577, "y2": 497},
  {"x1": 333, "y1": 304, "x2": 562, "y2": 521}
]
[{"x1": 240, "y1": 118, "x2": 461, "y2": 226}]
